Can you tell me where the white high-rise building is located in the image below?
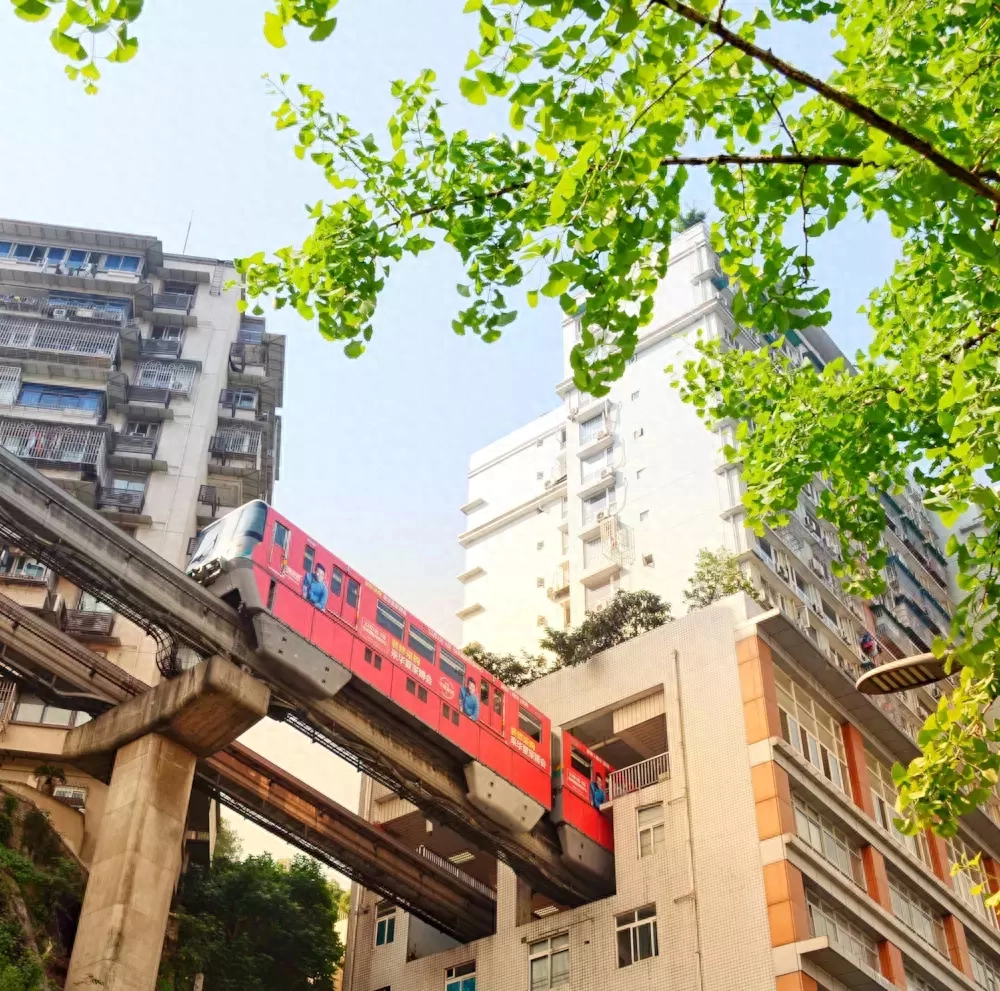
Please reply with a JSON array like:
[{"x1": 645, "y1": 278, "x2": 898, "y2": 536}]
[{"x1": 458, "y1": 223, "x2": 953, "y2": 678}]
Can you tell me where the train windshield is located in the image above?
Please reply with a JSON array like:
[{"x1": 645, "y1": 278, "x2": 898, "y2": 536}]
[{"x1": 187, "y1": 501, "x2": 268, "y2": 573}]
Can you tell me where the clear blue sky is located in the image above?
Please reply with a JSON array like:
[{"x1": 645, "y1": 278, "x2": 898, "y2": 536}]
[
  {"x1": 0, "y1": 0, "x2": 900, "y2": 864},
  {"x1": 0, "y1": 0, "x2": 896, "y2": 642}
]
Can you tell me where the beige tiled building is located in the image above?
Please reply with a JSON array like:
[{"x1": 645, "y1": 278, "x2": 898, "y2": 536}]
[
  {"x1": 343, "y1": 595, "x2": 1000, "y2": 991},
  {"x1": 0, "y1": 217, "x2": 284, "y2": 866}
]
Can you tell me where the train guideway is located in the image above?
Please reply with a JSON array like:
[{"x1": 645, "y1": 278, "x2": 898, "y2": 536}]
[
  {"x1": 855, "y1": 653, "x2": 949, "y2": 695},
  {"x1": 0, "y1": 446, "x2": 611, "y2": 906}
]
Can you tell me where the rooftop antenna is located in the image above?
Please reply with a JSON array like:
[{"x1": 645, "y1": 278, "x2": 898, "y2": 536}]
[{"x1": 181, "y1": 211, "x2": 194, "y2": 254}]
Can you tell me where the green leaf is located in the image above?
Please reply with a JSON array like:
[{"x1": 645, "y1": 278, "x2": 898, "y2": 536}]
[
  {"x1": 50, "y1": 28, "x2": 86, "y2": 59},
  {"x1": 541, "y1": 276, "x2": 570, "y2": 298},
  {"x1": 527, "y1": 290, "x2": 538, "y2": 308},
  {"x1": 459, "y1": 76, "x2": 486, "y2": 106},
  {"x1": 263, "y1": 10, "x2": 286, "y2": 48},
  {"x1": 13, "y1": 0, "x2": 50, "y2": 22},
  {"x1": 308, "y1": 17, "x2": 337, "y2": 41}
]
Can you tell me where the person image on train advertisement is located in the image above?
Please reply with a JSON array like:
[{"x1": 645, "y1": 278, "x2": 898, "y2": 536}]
[
  {"x1": 590, "y1": 770, "x2": 607, "y2": 808},
  {"x1": 302, "y1": 562, "x2": 329, "y2": 610},
  {"x1": 459, "y1": 677, "x2": 480, "y2": 721}
]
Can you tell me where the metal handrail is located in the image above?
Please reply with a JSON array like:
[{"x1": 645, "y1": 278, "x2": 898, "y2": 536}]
[
  {"x1": 607, "y1": 751, "x2": 670, "y2": 800},
  {"x1": 415, "y1": 845, "x2": 496, "y2": 900}
]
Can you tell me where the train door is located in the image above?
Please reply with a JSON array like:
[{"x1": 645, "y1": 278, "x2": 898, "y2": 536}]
[
  {"x1": 327, "y1": 564, "x2": 346, "y2": 616},
  {"x1": 265, "y1": 517, "x2": 314, "y2": 639},
  {"x1": 310, "y1": 550, "x2": 354, "y2": 668},
  {"x1": 268, "y1": 517, "x2": 291, "y2": 572},
  {"x1": 342, "y1": 573, "x2": 361, "y2": 626},
  {"x1": 436, "y1": 647, "x2": 480, "y2": 760},
  {"x1": 486, "y1": 675, "x2": 505, "y2": 736},
  {"x1": 508, "y1": 700, "x2": 551, "y2": 809}
]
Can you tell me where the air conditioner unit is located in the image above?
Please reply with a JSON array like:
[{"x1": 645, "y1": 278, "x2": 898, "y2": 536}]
[
  {"x1": 596, "y1": 429, "x2": 609, "y2": 441},
  {"x1": 600, "y1": 466, "x2": 614, "y2": 479},
  {"x1": 568, "y1": 406, "x2": 580, "y2": 419},
  {"x1": 52, "y1": 307, "x2": 69, "y2": 319},
  {"x1": 596, "y1": 510, "x2": 608, "y2": 521},
  {"x1": 544, "y1": 479, "x2": 553, "y2": 489},
  {"x1": 75, "y1": 308, "x2": 96, "y2": 319},
  {"x1": 776, "y1": 564, "x2": 790, "y2": 581},
  {"x1": 805, "y1": 517, "x2": 821, "y2": 536}
]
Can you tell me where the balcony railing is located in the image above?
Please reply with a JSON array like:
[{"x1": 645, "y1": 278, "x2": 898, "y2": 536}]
[
  {"x1": 98, "y1": 489, "x2": 146, "y2": 514},
  {"x1": 0, "y1": 418, "x2": 107, "y2": 475},
  {"x1": 152, "y1": 292, "x2": 194, "y2": 313},
  {"x1": 62, "y1": 609, "x2": 115, "y2": 638},
  {"x1": 114, "y1": 433, "x2": 158, "y2": 456},
  {"x1": 126, "y1": 385, "x2": 171, "y2": 407},
  {"x1": 133, "y1": 360, "x2": 196, "y2": 398},
  {"x1": 198, "y1": 483, "x2": 241, "y2": 510},
  {"x1": 0, "y1": 561, "x2": 50, "y2": 584},
  {"x1": 209, "y1": 429, "x2": 261, "y2": 462},
  {"x1": 0, "y1": 316, "x2": 119, "y2": 365},
  {"x1": 140, "y1": 337, "x2": 182, "y2": 358},
  {"x1": 229, "y1": 342, "x2": 268, "y2": 372},
  {"x1": 0, "y1": 292, "x2": 131, "y2": 327},
  {"x1": 415, "y1": 846, "x2": 496, "y2": 900},
  {"x1": 607, "y1": 751, "x2": 670, "y2": 800}
]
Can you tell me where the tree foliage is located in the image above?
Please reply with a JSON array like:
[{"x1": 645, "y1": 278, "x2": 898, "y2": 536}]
[
  {"x1": 683, "y1": 547, "x2": 758, "y2": 611},
  {"x1": 462, "y1": 642, "x2": 550, "y2": 688},
  {"x1": 159, "y1": 854, "x2": 342, "y2": 991},
  {"x1": 14, "y1": 0, "x2": 1000, "y2": 838},
  {"x1": 541, "y1": 590, "x2": 671, "y2": 667},
  {"x1": 212, "y1": 817, "x2": 244, "y2": 862}
]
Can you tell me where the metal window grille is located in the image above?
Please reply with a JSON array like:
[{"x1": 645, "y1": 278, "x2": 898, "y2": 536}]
[
  {"x1": 134, "y1": 361, "x2": 197, "y2": 397},
  {"x1": 0, "y1": 418, "x2": 107, "y2": 475}
]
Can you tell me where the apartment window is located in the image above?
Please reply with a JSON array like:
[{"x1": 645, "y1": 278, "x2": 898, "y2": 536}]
[
  {"x1": 579, "y1": 412, "x2": 604, "y2": 445},
  {"x1": 0, "y1": 553, "x2": 47, "y2": 581},
  {"x1": 639, "y1": 510, "x2": 649, "y2": 522},
  {"x1": 642, "y1": 553, "x2": 654, "y2": 567},
  {"x1": 529, "y1": 933, "x2": 569, "y2": 989},
  {"x1": 633, "y1": 427, "x2": 644, "y2": 439},
  {"x1": 78, "y1": 591, "x2": 113, "y2": 614},
  {"x1": 560, "y1": 531, "x2": 568, "y2": 554},
  {"x1": 17, "y1": 383, "x2": 104, "y2": 413},
  {"x1": 375, "y1": 901, "x2": 396, "y2": 946},
  {"x1": 445, "y1": 961, "x2": 476, "y2": 991},
  {"x1": 12, "y1": 694, "x2": 90, "y2": 729},
  {"x1": 585, "y1": 577, "x2": 619, "y2": 611},
  {"x1": 906, "y1": 972, "x2": 939, "y2": 991},
  {"x1": 536, "y1": 439, "x2": 544, "y2": 448},
  {"x1": 774, "y1": 667, "x2": 848, "y2": 793},
  {"x1": 561, "y1": 497, "x2": 567, "y2": 519},
  {"x1": 535, "y1": 577, "x2": 545, "y2": 588},
  {"x1": 806, "y1": 893, "x2": 877, "y2": 972},
  {"x1": 581, "y1": 445, "x2": 612, "y2": 484},
  {"x1": 101, "y1": 254, "x2": 141, "y2": 272},
  {"x1": 582, "y1": 489, "x2": 615, "y2": 525},
  {"x1": 124, "y1": 420, "x2": 158, "y2": 438},
  {"x1": 583, "y1": 535, "x2": 603, "y2": 569},
  {"x1": 792, "y1": 794, "x2": 865, "y2": 888},
  {"x1": 637, "y1": 803, "x2": 664, "y2": 858},
  {"x1": 52, "y1": 785, "x2": 88, "y2": 809},
  {"x1": 948, "y1": 835, "x2": 1000, "y2": 931},
  {"x1": 888, "y1": 875, "x2": 947, "y2": 955},
  {"x1": 631, "y1": 390, "x2": 639, "y2": 401},
  {"x1": 616, "y1": 905, "x2": 659, "y2": 968},
  {"x1": 867, "y1": 753, "x2": 932, "y2": 866},
  {"x1": 970, "y1": 941, "x2": 1000, "y2": 991}
]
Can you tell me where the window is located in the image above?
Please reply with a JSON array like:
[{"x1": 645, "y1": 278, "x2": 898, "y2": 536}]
[
  {"x1": 529, "y1": 933, "x2": 569, "y2": 989},
  {"x1": 303, "y1": 545, "x2": 315, "y2": 575},
  {"x1": 581, "y1": 446, "x2": 612, "y2": 484},
  {"x1": 633, "y1": 427, "x2": 644, "y2": 439},
  {"x1": 792, "y1": 795, "x2": 865, "y2": 888},
  {"x1": 17, "y1": 383, "x2": 104, "y2": 413},
  {"x1": 889, "y1": 875, "x2": 947, "y2": 955},
  {"x1": 78, "y1": 591, "x2": 113, "y2": 614},
  {"x1": 948, "y1": 835, "x2": 999, "y2": 931},
  {"x1": 806, "y1": 893, "x2": 877, "y2": 973},
  {"x1": 12, "y1": 694, "x2": 90, "y2": 728},
  {"x1": 582, "y1": 489, "x2": 615, "y2": 525},
  {"x1": 407, "y1": 626, "x2": 436, "y2": 664},
  {"x1": 518, "y1": 706, "x2": 542, "y2": 743},
  {"x1": 0, "y1": 242, "x2": 10, "y2": 257},
  {"x1": 867, "y1": 753, "x2": 932, "y2": 866},
  {"x1": 101, "y1": 254, "x2": 141, "y2": 272},
  {"x1": 219, "y1": 388, "x2": 258, "y2": 409},
  {"x1": 124, "y1": 420, "x2": 158, "y2": 438},
  {"x1": 445, "y1": 961, "x2": 476, "y2": 991},
  {"x1": 560, "y1": 531, "x2": 568, "y2": 554},
  {"x1": 0, "y1": 553, "x2": 47, "y2": 581},
  {"x1": 642, "y1": 553, "x2": 654, "y2": 567},
  {"x1": 537, "y1": 577, "x2": 545, "y2": 588},
  {"x1": 405, "y1": 677, "x2": 428, "y2": 703},
  {"x1": 346, "y1": 578, "x2": 360, "y2": 607},
  {"x1": 631, "y1": 390, "x2": 639, "y2": 401},
  {"x1": 774, "y1": 667, "x2": 848, "y2": 794},
  {"x1": 640, "y1": 510, "x2": 649, "y2": 522},
  {"x1": 13, "y1": 243, "x2": 44, "y2": 262},
  {"x1": 330, "y1": 566, "x2": 344, "y2": 597},
  {"x1": 570, "y1": 748, "x2": 592, "y2": 778},
  {"x1": 636, "y1": 467, "x2": 645, "y2": 480},
  {"x1": 536, "y1": 471, "x2": 544, "y2": 480},
  {"x1": 637, "y1": 803, "x2": 664, "y2": 858},
  {"x1": 583, "y1": 536, "x2": 603, "y2": 569},
  {"x1": 480, "y1": 680, "x2": 490, "y2": 704},
  {"x1": 377, "y1": 601, "x2": 405, "y2": 640},
  {"x1": 493, "y1": 688, "x2": 503, "y2": 717},
  {"x1": 52, "y1": 785, "x2": 87, "y2": 809},
  {"x1": 970, "y1": 942, "x2": 1000, "y2": 991},
  {"x1": 273, "y1": 522, "x2": 290, "y2": 556},
  {"x1": 110, "y1": 476, "x2": 146, "y2": 494},
  {"x1": 375, "y1": 901, "x2": 396, "y2": 946},
  {"x1": 616, "y1": 905, "x2": 659, "y2": 967},
  {"x1": 579, "y1": 413, "x2": 604, "y2": 445},
  {"x1": 440, "y1": 649, "x2": 466, "y2": 684}
]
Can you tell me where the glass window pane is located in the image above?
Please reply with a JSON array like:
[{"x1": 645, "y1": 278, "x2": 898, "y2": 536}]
[
  {"x1": 41, "y1": 706, "x2": 73, "y2": 726},
  {"x1": 552, "y1": 933, "x2": 569, "y2": 950},
  {"x1": 13, "y1": 699, "x2": 44, "y2": 723},
  {"x1": 530, "y1": 957, "x2": 549, "y2": 990},
  {"x1": 550, "y1": 949, "x2": 569, "y2": 986},
  {"x1": 616, "y1": 928, "x2": 632, "y2": 968},
  {"x1": 639, "y1": 830, "x2": 652, "y2": 857}
]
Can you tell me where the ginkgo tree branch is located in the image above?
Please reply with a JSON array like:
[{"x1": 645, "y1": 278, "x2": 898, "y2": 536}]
[{"x1": 650, "y1": 0, "x2": 1000, "y2": 207}]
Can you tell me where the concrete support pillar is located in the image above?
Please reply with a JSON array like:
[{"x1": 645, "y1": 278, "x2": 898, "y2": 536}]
[
  {"x1": 861, "y1": 845, "x2": 892, "y2": 911},
  {"x1": 65, "y1": 733, "x2": 196, "y2": 991},
  {"x1": 751, "y1": 761, "x2": 795, "y2": 840}
]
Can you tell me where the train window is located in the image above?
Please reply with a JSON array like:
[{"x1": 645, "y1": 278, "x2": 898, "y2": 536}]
[
  {"x1": 480, "y1": 680, "x2": 490, "y2": 705},
  {"x1": 407, "y1": 626, "x2": 436, "y2": 664},
  {"x1": 439, "y1": 649, "x2": 466, "y2": 684},
  {"x1": 273, "y1": 522, "x2": 290, "y2": 554},
  {"x1": 362, "y1": 648, "x2": 383, "y2": 671},
  {"x1": 346, "y1": 578, "x2": 360, "y2": 607},
  {"x1": 418, "y1": 685, "x2": 428, "y2": 703},
  {"x1": 236, "y1": 501, "x2": 267, "y2": 544},
  {"x1": 330, "y1": 566, "x2": 344, "y2": 597},
  {"x1": 519, "y1": 707, "x2": 543, "y2": 743},
  {"x1": 406, "y1": 678, "x2": 416, "y2": 694},
  {"x1": 493, "y1": 689, "x2": 503, "y2": 717},
  {"x1": 377, "y1": 600, "x2": 405, "y2": 640},
  {"x1": 303, "y1": 545, "x2": 315, "y2": 574},
  {"x1": 571, "y1": 749, "x2": 593, "y2": 779}
]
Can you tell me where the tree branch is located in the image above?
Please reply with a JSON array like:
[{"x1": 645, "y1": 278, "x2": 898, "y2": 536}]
[{"x1": 649, "y1": 0, "x2": 1000, "y2": 207}]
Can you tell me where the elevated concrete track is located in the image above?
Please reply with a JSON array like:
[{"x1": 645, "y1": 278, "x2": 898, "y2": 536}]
[
  {"x1": 0, "y1": 590, "x2": 494, "y2": 942},
  {"x1": 0, "y1": 448, "x2": 607, "y2": 905}
]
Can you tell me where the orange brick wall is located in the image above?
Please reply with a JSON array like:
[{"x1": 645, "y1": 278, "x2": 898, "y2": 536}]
[
  {"x1": 841, "y1": 722, "x2": 875, "y2": 818},
  {"x1": 752, "y1": 761, "x2": 795, "y2": 840},
  {"x1": 763, "y1": 860, "x2": 810, "y2": 947},
  {"x1": 775, "y1": 973, "x2": 818, "y2": 991},
  {"x1": 944, "y1": 914, "x2": 974, "y2": 978},
  {"x1": 737, "y1": 636, "x2": 781, "y2": 745},
  {"x1": 878, "y1": 941, "x2": 907, "y2": 988}
]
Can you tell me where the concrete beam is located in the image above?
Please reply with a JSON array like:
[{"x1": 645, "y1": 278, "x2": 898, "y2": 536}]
[{"x1": 63, "y1": 657, "x2": 270, "y2": 760}]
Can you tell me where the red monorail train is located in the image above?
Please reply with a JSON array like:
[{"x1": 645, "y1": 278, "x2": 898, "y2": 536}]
[{"x1": 186, "y1": 501, "x2": 614, "y2": 877}]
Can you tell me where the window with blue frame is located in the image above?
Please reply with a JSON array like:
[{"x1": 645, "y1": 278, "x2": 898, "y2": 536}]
[
  {"x1": 101, "y1": 254, "x2": 141, "y2": 273},
  {"x1": 374, "y1": 902, "x2": 395, "y2": 947},
  {"x1": 445, "y1": 962, "x2": 476, "y2": 991},
  {"x1": 50, "y1": 294, "x2": 130, "y2": 321},
  {"x1": 0, "y1": 242, "x2": 11, "y2": 257},
  {"x1": 13, "y1": 244, "x2": 45, "y2": 262},
  {"x1": 17, "y1": 383, "x2": 105, "y2": 414},
  {"x1": 46, "y1": 247, "x2": 66, "y2": 264}
]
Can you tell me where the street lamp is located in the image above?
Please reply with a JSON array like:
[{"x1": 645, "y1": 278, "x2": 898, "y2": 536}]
[{"x1": 855, "y1": 653, "x2": 949, "y2": 695}]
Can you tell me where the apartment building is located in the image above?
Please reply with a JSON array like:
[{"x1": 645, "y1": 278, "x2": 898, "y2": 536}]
[
  {"x1": 343, "y1": 594, "x2": 1000, "y2": 991},
  {"x1": 0, "y1": 217, "x2": 285, "y2": 863},
  {"x1": 456, "y1": 222, "x2": 953, "y2": 687}
]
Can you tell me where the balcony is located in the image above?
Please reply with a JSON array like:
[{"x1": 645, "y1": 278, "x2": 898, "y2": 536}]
[
  {"x1": 0, "y1": 291, "x2": 131, "y2": 327},
  {"x1": 871, "y1": 603, "x2": 920, "y2": 659},
  {"x1": 0, "y1": 316, "x2": 120, "y2": 371},
  {"x1": 607, "y1": 752, "x2": 670, "y2": 801},
  {"x1": 62, "y1": 609, "x2": 115, "y2": 640},
  {"x1": 113, "y1": 433, "x2": 158, "y2": 457},
  {"x1": 209, "y1": 428, "x2": 262, "y2": 465},
  {"x1": 151, "y1": 292, "x2": 196, "y2": 327},
  {"x1": 228, "y1": 338, "x2": 285, "y2": 410},
  {"x1": 197, "y1": 482, "x2": 242, "y2": 525},
  {"x1": 98, "y1": 488, "x2": 146, "y2": 515},
  {"x1": 140, "y1": 336, "x2": 182, "y2": 359},
  {"x1": 415, "y1": 846, "x2": 496, "y2": 901},
  {"x1": 126, "y1": 385, "x2": 172, "y2": 408},
  {"x1": 547, "y1": 563, "x2": 570, "y2": 600},
  {"x1": 578, "y1": 467, "x2": 617, "y2": 500}
]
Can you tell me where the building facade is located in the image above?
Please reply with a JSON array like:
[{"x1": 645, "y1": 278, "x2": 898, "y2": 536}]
[
  {"x1": 343, "y1": 595, "x2": 1000, "y2": 991},
  {"x1": 0, "y1": 217, "x2": 284, "y2": 864},
  {"x1": 456, "y1": 222, "x2": 952, "y2": 681}
]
